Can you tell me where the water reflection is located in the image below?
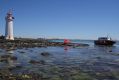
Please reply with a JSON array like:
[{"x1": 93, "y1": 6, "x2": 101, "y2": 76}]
[
  {"x1": 7, "y1": 57, "x2": 15, "y2": 67},
  {"x1": 94, "y1": 45, "x2": 116, "y2": 53},
  {"x1": 7, "y1": 50, "x2": 14, "y2": 54},
  {"x1": 0, "y1": 48, "x2": 18, "y2": 68},
  {"x1": 64, "y1": 46, "x2": 68, "y2": 50},
  {"x1": 5, "y1": 46, "x2": 16, "y2": 53}
]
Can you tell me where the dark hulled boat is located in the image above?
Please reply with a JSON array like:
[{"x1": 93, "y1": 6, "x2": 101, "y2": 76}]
[{"x1": 94, "y1": 37, "x2": 116, "y2": 46}]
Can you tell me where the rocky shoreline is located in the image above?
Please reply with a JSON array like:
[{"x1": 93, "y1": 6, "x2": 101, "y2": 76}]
[{"x1": 0, "y1": 39, "x2": 89, "y2": 49}]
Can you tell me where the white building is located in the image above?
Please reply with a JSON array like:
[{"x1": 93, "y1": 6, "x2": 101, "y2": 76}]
[{"x1": 5, "y1": 11, "x2": 14, "y2": 40}]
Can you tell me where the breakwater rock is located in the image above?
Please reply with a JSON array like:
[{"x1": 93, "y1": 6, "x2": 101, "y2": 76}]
[{"x1": 0, "y1": 39, "x2": 89, "y2": 49}]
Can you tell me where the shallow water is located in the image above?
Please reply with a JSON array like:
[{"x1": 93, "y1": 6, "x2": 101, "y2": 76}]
[{"x1": 0, "y1": 45, "x2": 119, "y2": 80}]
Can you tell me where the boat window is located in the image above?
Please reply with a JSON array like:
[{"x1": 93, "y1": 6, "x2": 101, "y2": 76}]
[{"x1": 98, "y1": 37, "x2": 107, "y2": 40}]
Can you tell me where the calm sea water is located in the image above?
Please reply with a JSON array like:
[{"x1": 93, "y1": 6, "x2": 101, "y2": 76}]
[{"x1": 0, "y1": 40, "x2": 119, "y2": 79}]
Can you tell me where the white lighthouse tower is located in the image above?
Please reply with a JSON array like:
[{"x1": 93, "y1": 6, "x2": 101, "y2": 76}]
[{"x1": 5, "y1": 10, "x2": 14, "y2": 40}]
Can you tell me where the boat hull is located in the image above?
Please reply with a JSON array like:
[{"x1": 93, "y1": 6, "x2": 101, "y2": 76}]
[{"x1": 94, "y1": 40, "x2": 116, "y2": 46}]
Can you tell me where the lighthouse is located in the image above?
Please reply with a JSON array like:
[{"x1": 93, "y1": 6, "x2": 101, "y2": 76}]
[{"x1": 5, "y1": 10, "x2": 14, "y2": 40}]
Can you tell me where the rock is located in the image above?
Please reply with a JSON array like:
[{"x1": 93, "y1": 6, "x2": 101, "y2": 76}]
[
  {"x1": 22, "y1": 74, "x2": 31, "y2": 79},
  {"x1": 41, "y1": 52, "x2": 50, "y2": 56},
  {"x1": 50, "y1": 75, "x2": 62, "y2": 80},
  {"x1": 96, "y1": 56, "x2": 101, "y2": 59},
  {"x1": 10, "y1": 56, "x2": 17, "y2": 60},
  {"x1": 70, "y1": 70, "x2": 79, "y2": 75},
  {"x1": 1, "y1": 55, "x2": 11, "y2": 58},
  {"x1": 111, "y1": 70, "x2": 119, "y2": 79},
  {"x1": 41, "y1": 73, "x2": 51, "y2": 79},
  {"x1": 0, "y1": 55, "x2": 10, "y2": 62},
  {"x1": 40, "y1": 60, "x2": 45, "y2": 64},
  {"x1": 0, "y1": 55, "x2": 17, "y2": 62},
  {"x1": 16, "y1": 65, "x2": 22, "y2": 69},
  {"x1": 29, "y1": 60, "x2": 40, "y2": 64},
  {"x1": 49, "y1": 66, "x2": 61, "y2": 74},
  {"x1": 71, "y1": 73, "x2": 93, "y2": 80},
  {"x1": 109, "y1": 50, "x2": 112, "y2": 52},
  {"x1": 18, "y1": 51, "x2": 25, "y2": 53},
  {"x1": 29, "y1": 60, "x2": 45, "y2": 64}
]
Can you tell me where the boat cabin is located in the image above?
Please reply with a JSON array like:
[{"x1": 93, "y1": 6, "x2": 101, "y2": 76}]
[{"x1": 98, "y1": 37, "x2": 111, "y2": 40}]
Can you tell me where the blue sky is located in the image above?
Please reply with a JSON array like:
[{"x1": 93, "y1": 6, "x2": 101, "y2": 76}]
[{"x1": 0, "y1": 0, "x2": 119, "y2": 40}]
